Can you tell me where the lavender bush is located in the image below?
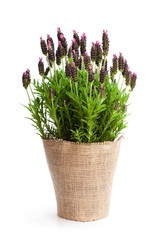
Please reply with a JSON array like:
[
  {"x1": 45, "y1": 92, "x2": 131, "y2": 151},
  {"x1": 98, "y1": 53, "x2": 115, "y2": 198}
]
[{"x1": 22, "y1": 28, "x2": 137, "y2": 142}]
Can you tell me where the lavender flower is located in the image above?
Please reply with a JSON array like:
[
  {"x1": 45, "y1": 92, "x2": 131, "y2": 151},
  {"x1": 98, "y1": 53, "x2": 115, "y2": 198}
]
[
  {"x1": 40, "y1": 37, "x2": 47, "y2": 56},
  {"x1": 26, "y1": 69, "x2": 31, "y2": 85},
  {"x1": 71, "y1": 62, "x2": 78, "y2": 82},
  {"x1": 112, "y1": 54, "x2": 118, "y2": 75},
  {"x1": 102, "y1": 29, "x2": 109, "y2": 56},
  {"x1": 65, "y1": 60, "x2": 72, "y2": 78},
  {"x1": 58, "y1": 41, "x2": 65, "y2": 58},
  {"x1": 47, "y1": 34, "x2": 54, "y2": 51},
  {"x1": 122, "y1": 59, "x2": 128, "y2": 78},
  {"x1": 88, "y1": 65, "x2": 95, "y2": 82},
  {"x1": 72, "y1": 50, "x2": 78, "y2": 67},
  {"x1": 68, "y1": 46, "x2": 72, "y2": 59},
  {"x1": 44, "y1": 67, "x2": 50, "y2": 76},
  {"x1": 60, "y1": 34, "x2": 68, "y2": 56},
  {"x1": 38, "y1": 57, "x2": 44, "y2": 76},
  {"x1": 73, "y1": 30, "x2": 80, "y2": 46},
  {"x1": 84, "y1": 52, "x2": 91, "y2": 71},
  {"x1": 72, "y1": 38, "x2": 79, "y2": 57},
  {"x1": 78, "y1": 55, "x2": 82, "y2": 70},
  {"x1": 91, "y1": 42, "x2": 96, "y2": 62},
  {"x1": 95, "y1": 41, "x2": 102, "y2": 66},
  {"x1": 22, "y1": 72, "x2": 29, "y2": 89},
  {"x1": 57, "y1": 27, "x2": 63, "y2": 41},
  {"x1": 100, "y1": 66, "x2": 106, "y2": 83},
  {"x1": 56, "y1": 49, "x2": 61, "y2": 66},
  {"x1": 80, "y1": 33, "x2": 86, "y2": 56},
  {"x1": 130, "y1": 72, "x2": 137, "y2": 90},
  {"x1": 118, "y1": 52, "x2": 124, "y2": 72},
  {"x1": 48, "y1": 40, "x2": 55, "y2": 62},
  {"x1": 125, "y1": 68, "x2": 132, "y2": 86}
]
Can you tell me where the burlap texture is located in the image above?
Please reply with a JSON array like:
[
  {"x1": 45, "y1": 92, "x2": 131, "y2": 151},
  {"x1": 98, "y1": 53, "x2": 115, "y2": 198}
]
[{"x1": 43, "y1": 135, "x2": 123, "y2": 222}]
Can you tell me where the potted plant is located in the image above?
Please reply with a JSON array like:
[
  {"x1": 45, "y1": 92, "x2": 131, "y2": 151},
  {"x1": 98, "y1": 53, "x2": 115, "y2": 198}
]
[{"x1": 22, "y1": 28, "x2": 137, "y2": 222}]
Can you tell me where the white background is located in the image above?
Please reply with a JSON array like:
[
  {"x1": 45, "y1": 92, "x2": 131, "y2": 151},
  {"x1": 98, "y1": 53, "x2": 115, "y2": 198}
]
[{"x1": 0, "y1": 0, "x2": 160, "y2": 239}]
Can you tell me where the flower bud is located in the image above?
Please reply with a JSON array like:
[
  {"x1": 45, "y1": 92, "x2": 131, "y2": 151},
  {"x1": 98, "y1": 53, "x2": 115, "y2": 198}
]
[
  {"x1": 84, "y1": 52, "x2": 91, "y2": 71},
  {"x1": 58, "y1": 41, "x2": 65, "y2": 58},
  {"x1": 65, "y1": 60, "x2": 72, "y2": 78},
  {"x1": 130, "y1": 72, "x2": 137, "y2": 90},
  {"x1": 38, "y1": 57, "x2": 44, "y2": 76},
  {"x1": 71, "y1": 62, "x2": 78, "y2": 82},
  {"x1": 95, "y1": 41, "x2": 102, "y2": 66},
  {"x1": 80, "y1": 33, "x2": 86, "y2": 56},
  {"x1": 22, "y1": 72, "x2": 29, "y2": 89},
  {"x1": 57, "y1": 27, "x2": 63, "y2": 41},
  {"x1": 102, "y1": 30, "x2": 109, "y2": 56},
  {"x1": 60, "y1": 34, "x2": 68, "y2": 56},
  {"x1": 26, "y1": 69, "x2": 31, "y2": 85},
  {"x1": 49, "y1": 88, "x2": 54, "y2": 100},
  {"x1": 73, "y1": 30, "x2": 80, "y2": 46},
  {"x1": 78, "y1": 55, "x2": 82, "y2": 70},
  {"x1": 114, "y1": 100, "x2": 120, "y2": 110},
  {"x1": 68, "y1": 46, "x2": 72, "y2": 59},
  {"x1": 48, "y1": 40, "x2": 55, "y2": 62},
  {"x1": 88, "y1": 65, "x2": 95, "y2": 82},
  {"x1": 56, "y1": 49, "x2": 61, "y2": 66},
  {"x1": 44, "y1": 67, "x2": 50, "y2": 76},
  {"x1": 118, "y1": 52, "x2": 124, "y2": 72},
  {"x1": 112, "y1": 54, "x2": 118, "y2": 75},
  {"x1": 72, "y1": 38, "x2": 79, "y2": 57},
  {"x1": 72, "y1": 50, "x2": 79, "y2": 67},
  {"x1": 125, "y1": 69, "x2": 132, "y2": 86},
  {"x1": 100, "y1": 66, "x2": 106, "y2": 83},
  {"x1": 91, "y1": 42, "x2": 96, "y2": 62},
  {"x1": 40, "y1": 37, "x2": 47, "y2": 56},
  {"x1": 122, "y1": 59, "x2": 128, "y2": 78},
  {"x1": 47, "y1": 34, "x2": 54, "y2": 51}
]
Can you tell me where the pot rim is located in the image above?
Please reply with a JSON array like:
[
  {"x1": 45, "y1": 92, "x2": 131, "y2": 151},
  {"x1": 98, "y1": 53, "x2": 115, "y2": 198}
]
[{"x1": 42, "y1": 135, "x2": 124, "y2": 145}]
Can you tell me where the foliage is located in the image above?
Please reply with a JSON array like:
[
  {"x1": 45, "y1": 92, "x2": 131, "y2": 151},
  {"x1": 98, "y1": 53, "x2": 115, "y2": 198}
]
[{"x1": 22, "y1": 29, "x2": 137, "y2": 142}]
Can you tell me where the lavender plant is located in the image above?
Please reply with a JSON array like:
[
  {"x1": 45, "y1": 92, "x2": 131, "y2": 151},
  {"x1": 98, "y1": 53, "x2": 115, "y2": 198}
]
[{"x1": 22, "y1": 28, "x2": 137, "y2": 142}]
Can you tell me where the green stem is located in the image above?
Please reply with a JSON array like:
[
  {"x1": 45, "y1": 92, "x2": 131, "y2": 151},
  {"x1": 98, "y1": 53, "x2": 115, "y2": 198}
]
[
  {"x1": 26, "y1": 89, "x2": 31, "y2": 105},
  {"x1": 75, "y1": 82, "x2": 78, "y2": 96},
  {"x1": 69, "y1": 78, "x2": 73, "y2": 92},
  {"x1": 90, "y1": 82, "x2": 93, "y2": 98},
  {"x1": 86, "y1": 71, "x2": 88, "y2": 88},
  {"x1": 117, "y1": 72, "x2": 121, "y2": 85},
  {"x1": 53, "y1": 61, "x2": 57, "y2": 83},
  {"x1": 103, "y1": 56, "x2": 106, "y2": 68},
  {"x1": 120, "y1": 77, "x2": 125, "y2": 91},
  {"x1": 62, "y1": 58, "x2": 64, "y2": 77},
  {"x1": 29, "y1": 84, "x2": 35, "y2": 99}
]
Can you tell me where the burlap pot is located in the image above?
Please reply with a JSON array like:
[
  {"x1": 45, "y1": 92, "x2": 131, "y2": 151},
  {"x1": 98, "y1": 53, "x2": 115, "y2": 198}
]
[{"x1": 43, "y1": 135, "x2": 123, "y2": 222}]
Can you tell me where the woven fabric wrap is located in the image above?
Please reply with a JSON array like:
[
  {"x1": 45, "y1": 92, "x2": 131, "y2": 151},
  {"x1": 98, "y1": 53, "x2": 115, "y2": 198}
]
[{"x1": 43, "y1": 135, "x2": 123, "y2": 222}]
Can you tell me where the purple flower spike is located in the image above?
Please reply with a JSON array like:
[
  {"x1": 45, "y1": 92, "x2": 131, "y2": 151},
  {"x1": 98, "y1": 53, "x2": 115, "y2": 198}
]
[
  {"x1": 80, "y1": 33, "x2": 87, "y2": 56},
  {"x1": 71, "y1": 63, "x2": 78, "y2": 82},
  {"x1": 100, "y1": 65, "x2": 107, "y2": 83},
  {"x1": 118, "y1": 52, "x2": 124, "y2": 72},
  {"x1": 38, "y1": 58, "x2": 44, "y2": 76},
  {"x1": 65, "y1": 61, "x2": 72, "y2": 78},
  {"x1": 40, "y1": 37, "x2": 47, "y2": 56},
  {"x1": 102, "y1": 29, "x2": 109, "y2": 56},
  {"x1": 112, "y1": 54, "x2": 118, "y2": 75},
  {"x1": 130, "y1": 73, "x2": 137, "y2": 90},
  {"x1": 95, "y1": 41, "x2": 102, "y2": 66}
]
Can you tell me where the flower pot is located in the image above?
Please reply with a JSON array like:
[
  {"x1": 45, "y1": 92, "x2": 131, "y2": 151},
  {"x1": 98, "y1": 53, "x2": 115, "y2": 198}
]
[{"x1": 43, "y1": 135, "x2": 123, "y2": 222}]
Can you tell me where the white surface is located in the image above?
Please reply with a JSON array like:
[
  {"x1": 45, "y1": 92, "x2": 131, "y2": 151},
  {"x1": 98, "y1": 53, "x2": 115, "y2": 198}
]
[{"x1": 0, "y1": 0, "x2": 160, "y2": 239}]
